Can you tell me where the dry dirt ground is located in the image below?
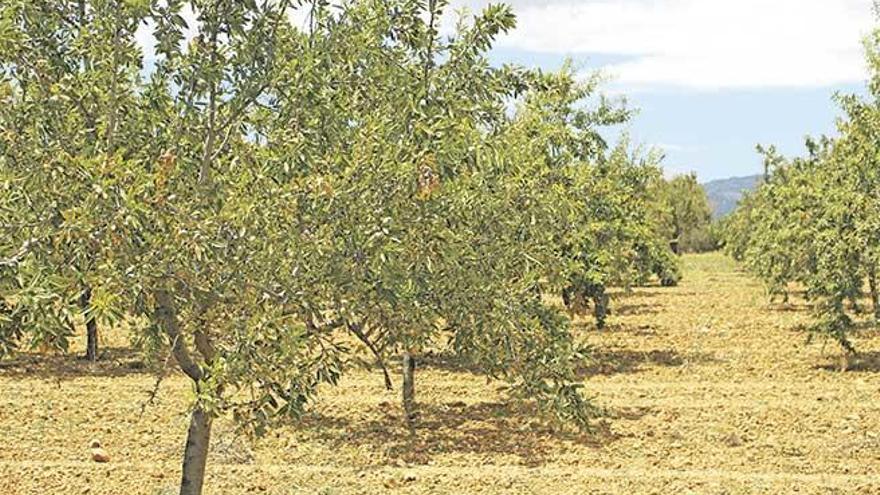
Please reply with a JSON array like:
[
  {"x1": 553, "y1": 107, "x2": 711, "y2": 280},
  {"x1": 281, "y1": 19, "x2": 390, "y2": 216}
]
[{"x1": 2, "y1": 253, "x2": 880, "y2": 494}]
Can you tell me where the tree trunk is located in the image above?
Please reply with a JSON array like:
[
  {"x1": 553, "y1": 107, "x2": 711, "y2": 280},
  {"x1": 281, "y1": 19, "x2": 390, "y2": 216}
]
[
  {"x1": 869, "y1": 269, "x2": 880, "y2": 321},
  {"x1": 402, "y1": 352, "x2": 417, "y2": 431},
  {"x1": 561, "y1": 286, "x2": 572, "y2": 309},
  {"x1": 839, "y1": 352, "x2": 851, "y2": 373},
  {"x1": 79, "y1": 284, "x2": 98, "y2": 361},
  {"x1": 593, "y1": 289, "x2": 610, "y2": 330},
  {"x1": 179, "y1": 405, "x2": 213, "y2": 495},
  {"x1": 848, "y1": 295, "x2": 862, "y2": 315}
]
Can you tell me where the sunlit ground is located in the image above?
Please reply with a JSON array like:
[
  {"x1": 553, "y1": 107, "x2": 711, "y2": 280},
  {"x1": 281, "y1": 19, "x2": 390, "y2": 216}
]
[{"x1": 2, "y1": 253, "x2": 879, "y2": 494}]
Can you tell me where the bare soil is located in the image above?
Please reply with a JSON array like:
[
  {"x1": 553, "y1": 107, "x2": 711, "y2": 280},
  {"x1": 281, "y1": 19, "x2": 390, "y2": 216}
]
[{"x1": 2, "y1": 253, "x2": 879, "y2": 494}]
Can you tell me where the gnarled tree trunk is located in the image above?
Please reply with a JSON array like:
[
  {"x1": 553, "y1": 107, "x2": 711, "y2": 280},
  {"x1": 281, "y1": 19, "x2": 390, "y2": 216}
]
[{"x1": 154, "y1": 288, "x2": 211, "y2": 495}]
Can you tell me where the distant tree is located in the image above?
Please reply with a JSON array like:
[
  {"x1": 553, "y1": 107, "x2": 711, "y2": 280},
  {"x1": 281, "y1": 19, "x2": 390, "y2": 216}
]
[
  {"x1": 661, "y1": 173, "x2": 716, "y2": 253},
  {"x1": 558, "y1": 140, "x2": 682, "y2": 326},
  {"x1": 0, "y1": 0, "x2": 155, "y2": 360},
  {"x1": 724, "y1": 23, "x2": 880, "y2": 357},
  {"x1": 501, "y1": 65, "x2": 680, "y2": 329},
  {"x1": 2, "y1": 1, "x2": 347, "y2": 494}
]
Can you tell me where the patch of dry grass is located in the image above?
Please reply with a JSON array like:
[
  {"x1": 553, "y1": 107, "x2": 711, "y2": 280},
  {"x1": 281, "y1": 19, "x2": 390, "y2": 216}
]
[{"x1": 2, "y1": 253, "x2": 879, "y2": 494}]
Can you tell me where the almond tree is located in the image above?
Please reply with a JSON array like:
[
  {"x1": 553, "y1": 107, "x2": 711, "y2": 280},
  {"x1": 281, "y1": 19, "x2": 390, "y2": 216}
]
[
  {"x1": 661, "y1": 173, "x2": 715, "y2": 254},
  {"x1": 2, "y1": 1, "x2": 345, "y2": 493},
  {"x1": 508, "y1": 67, "x2": 680, "y2": 328},
  {"x1": 261, "y1": 0, "x2": 598, "y2": 430},
  {"x1": 2, "y1": 1, "x2": 601, "y2": 493},
  {"x1": 0, "y1": 0, "x2": 161, "y2": 360},
  {"x1": 725, "y1": 22, "x2": 880, "y2": 357}
]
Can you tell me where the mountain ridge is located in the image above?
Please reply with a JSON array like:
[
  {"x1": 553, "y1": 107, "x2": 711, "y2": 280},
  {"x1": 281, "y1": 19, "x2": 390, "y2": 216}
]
[{"x1": 701, "y1": 174, "x2": 763, "y2": 218}]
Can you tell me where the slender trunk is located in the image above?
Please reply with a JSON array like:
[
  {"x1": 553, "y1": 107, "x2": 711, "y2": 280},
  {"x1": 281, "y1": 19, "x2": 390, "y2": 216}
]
[
  {"x1": 593, "y1": 289, "x2": 610, "y2": 330},
  {"x1": 348, "y1": 323, "x2": 392, "y2": 390},
  {"x1": 179, "y1": 405, "x2": 213, "y2": 495},
  {"x1": 839, "y1": 352, "x2": 851, "y2": 373},
  {"x1": 671, "y1": 223, "x2": 682, "y2": 255},
  {"x1": 561, "y1": 286, "x2": 572, "y2": 309},
  {"x1": 402, "y1": 352, "x2": 417, "y2": 431},
  {"x1": 869, "y1": 269, "x2": 880, "y2": 321},
  {"x1": 80, "y1": 285, "x2": 98, "y2": 361}
]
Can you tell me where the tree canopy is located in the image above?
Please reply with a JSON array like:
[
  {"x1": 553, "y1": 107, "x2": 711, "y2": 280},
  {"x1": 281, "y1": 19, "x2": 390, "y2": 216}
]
[
  {"x1": 724, "y1": 24, "x2": 880, "y2": 356},
  {"x1": 1, "y1": 1, "x2": 684, "y2": 493}
]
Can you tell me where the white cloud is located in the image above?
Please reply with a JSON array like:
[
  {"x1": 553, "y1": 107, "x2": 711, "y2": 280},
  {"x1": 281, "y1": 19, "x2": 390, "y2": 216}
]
[
  {"x1": 656, "y1": 143, "x2": 701, "y2": 153},
  {"x1": 136, "y1": 0, "x2": 877, "y2": 91},
  {"x1": 448, "y1": 0, "x2": 877, "y2": 91},
  {"x1": 136, "y1": 3, "x2": 314, "y2": 64}
]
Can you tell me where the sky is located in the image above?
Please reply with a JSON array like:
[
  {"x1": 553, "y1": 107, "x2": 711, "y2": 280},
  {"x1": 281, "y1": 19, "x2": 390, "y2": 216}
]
[
  {"x1": 446, "y1": 0, "x2": 877, "y2": 181},
  {"x1": 139, "y1": 0, "x2": 877, "y2": 182}
]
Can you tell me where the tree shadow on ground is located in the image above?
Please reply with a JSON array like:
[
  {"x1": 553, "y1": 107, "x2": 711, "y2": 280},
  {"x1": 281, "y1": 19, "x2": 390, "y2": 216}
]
[
  {"x1": 416, "y1": 351, "x2": 484, "y2": 375},
  {"x1": 594, "y1": 322, "x2": 660, "y2": 336},
  {"x1": 415, "y1": 345, "x2": 714, "y2": 379},
  {"x1": 0, "y1": 346, "x2": 154, "y2": 379},
  {"x1": 846, "y1": 321, "x2": 880, "y2": 336},
  {"x1": 815, "y1": 351, "x2": 880, "y2": 373},
  {"x1": 578, "y1": 347, "x2": 717, "y2": 377},
  {"x1": 765, "y1": 301, "x2": 812, "y2": 313},
  {"x1": 609, "y1": 288, "x2": 663, "y2": 300},
  {"x1": 612, "y1": 302, "x2": 661, "y2": 316},
  {"x1": 611, "y1": 288, "x2": 700, "y2": 307},
  {"x1": 573, "y1": 319, "x2": 660, "y2": 336},
  {"x1": 662, "y1": 289, "x2": 700, "y2": 298},
  {"x1": 299, "y1": 399, "x2": 641, "y2": 467}
]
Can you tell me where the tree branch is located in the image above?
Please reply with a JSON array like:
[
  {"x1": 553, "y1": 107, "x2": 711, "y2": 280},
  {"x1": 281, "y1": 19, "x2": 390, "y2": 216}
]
[
  {"x1": 347, "y1": 321, "x2": 392, "y2": 390},
  {"x1": 154, "y1": 288, "x2": 203, "y2": 382}
]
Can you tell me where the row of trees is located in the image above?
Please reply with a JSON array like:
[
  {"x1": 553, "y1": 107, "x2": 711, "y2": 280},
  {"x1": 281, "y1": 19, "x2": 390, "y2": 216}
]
[
  {"x1": 661, "y1": 173, "x2": 716, "y2": 254},
  {"x1": 723, "y1": 26, "x2": 880, "y2": 356},
  {"x1": 0, "y1": 1, "x2": 706, "y2": 493}
]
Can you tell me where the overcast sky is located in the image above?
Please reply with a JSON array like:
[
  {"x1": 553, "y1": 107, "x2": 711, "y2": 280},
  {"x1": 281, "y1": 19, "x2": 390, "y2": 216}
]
[{"x1": 447, "y1": 0, "x2": 876, "y2": 180}]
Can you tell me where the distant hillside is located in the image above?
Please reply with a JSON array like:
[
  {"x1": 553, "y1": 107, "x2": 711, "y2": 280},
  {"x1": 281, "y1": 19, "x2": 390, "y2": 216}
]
[{"x1": 702, "y1": 175, "x2": 762, "y2": 218}]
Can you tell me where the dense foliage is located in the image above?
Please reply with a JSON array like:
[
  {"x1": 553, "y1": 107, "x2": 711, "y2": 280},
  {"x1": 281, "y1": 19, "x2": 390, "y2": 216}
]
[
  {"x1": 660, "y1": 173, "x2": 716, "y2": 253},
  {"x1": 724, "y1": 26, "x2": 880, "y2": 354},
  {"x1": 1, "y1": 1, "x2": 682, "y2": 493}
]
